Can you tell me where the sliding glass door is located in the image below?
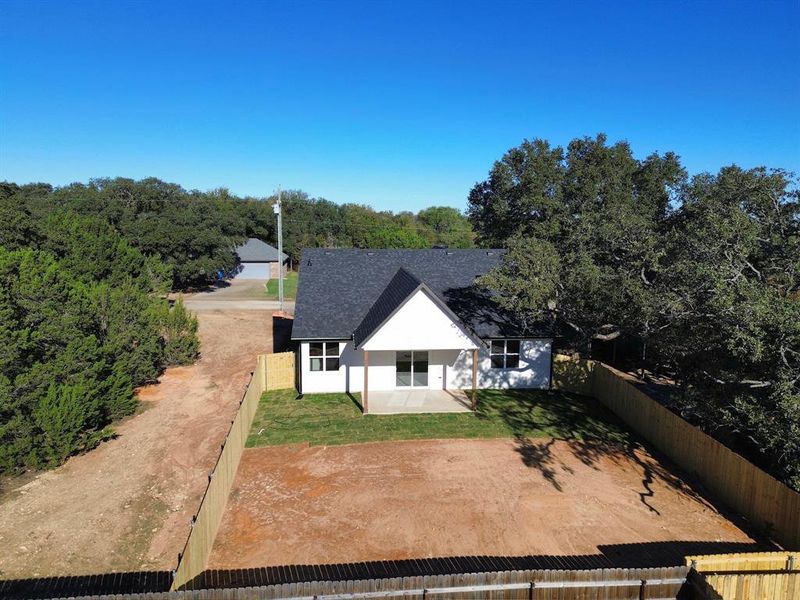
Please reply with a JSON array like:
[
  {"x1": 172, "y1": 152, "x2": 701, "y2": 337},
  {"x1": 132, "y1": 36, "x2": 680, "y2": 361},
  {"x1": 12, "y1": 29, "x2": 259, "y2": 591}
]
[{"x1": 396, "y1": 351, "x2": 428, "y2": 387}]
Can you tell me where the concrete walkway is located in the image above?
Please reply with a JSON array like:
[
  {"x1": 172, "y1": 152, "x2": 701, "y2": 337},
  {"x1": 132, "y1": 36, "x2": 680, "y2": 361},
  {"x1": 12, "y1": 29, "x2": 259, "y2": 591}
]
[{"x1": 368, "y1": 389, "x2": 472, "y2": 414}]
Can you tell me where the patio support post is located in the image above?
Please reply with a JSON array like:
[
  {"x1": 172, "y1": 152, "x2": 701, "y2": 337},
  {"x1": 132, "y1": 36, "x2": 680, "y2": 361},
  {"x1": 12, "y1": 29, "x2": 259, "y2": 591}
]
[
  {"x1": 363, "y1": 349, "x2": 369, "y2": 414},
  {"x1": 471, "y1": 348, "x2": 478, "y2": 410}
]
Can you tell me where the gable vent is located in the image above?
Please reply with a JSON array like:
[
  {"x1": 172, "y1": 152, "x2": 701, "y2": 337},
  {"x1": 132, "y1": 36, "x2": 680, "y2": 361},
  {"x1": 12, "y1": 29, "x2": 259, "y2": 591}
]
[
  {"x1": 446, "y1": 251, "x2": 454, "y2": 255},
  {"x1": 367, "y1": 251, "x2": 375, "y2": 256},
  {"x1": 486, "y1": 251, "x2": 495, "y2": 256}
]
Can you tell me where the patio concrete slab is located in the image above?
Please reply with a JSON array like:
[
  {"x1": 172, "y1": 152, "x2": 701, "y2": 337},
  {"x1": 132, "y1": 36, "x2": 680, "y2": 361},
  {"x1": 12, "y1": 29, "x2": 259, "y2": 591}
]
[{"x1": 368, "y1": 389, "x2": 472, "y2": 414}]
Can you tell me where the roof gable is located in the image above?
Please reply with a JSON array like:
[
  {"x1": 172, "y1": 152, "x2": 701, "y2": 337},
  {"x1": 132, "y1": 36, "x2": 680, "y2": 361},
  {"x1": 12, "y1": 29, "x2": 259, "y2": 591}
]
[
  {"x1": 360, "y1": 287, "x2": 480, "y2": 351},
  {"x1": 235, "y1": 238, "x2": 288, "y2": 262},
  {"x1": 353, "y1": 268, "x2": 422, "y2": 347}
]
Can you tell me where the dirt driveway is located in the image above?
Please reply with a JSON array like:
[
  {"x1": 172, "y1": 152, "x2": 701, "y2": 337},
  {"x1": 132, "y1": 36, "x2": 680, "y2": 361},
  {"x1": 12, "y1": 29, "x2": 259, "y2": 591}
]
[
  {"x1": 0, "y1": 308, "x2": 273, "y2": 579},
  {"x1": 209, "y1": 439, "x2": 758, "y2": 569},
  {"x1": 182, "y1": 279, "x2": 295, "y2": 312}
]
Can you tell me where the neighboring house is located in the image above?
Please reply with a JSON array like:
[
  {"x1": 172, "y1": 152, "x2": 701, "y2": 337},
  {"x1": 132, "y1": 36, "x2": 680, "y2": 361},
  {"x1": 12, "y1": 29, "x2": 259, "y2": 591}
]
[
  {"x1": 234, "y1": 238, "x2": 289, "y2": 280},
  {"x1": 292, "y1": 249, "x2": 554, "y2": 412}
]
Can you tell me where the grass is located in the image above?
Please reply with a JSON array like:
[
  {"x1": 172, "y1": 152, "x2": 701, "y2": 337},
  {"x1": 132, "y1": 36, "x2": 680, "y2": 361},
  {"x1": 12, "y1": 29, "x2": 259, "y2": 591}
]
[
  {"x1": 265, "y1": 271, "x2": 298, "y2": 300},
  {"x1": 246, "y1": 388, "x2": 633, "y2": 448}
]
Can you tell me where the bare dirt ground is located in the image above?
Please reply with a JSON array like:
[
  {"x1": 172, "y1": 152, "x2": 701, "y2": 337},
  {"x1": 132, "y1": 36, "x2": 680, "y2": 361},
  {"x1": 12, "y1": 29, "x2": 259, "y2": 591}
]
[
  {"x1": 0, "y1": 309, "x2": 273, "y2": 580},
  {"x1": 209, "y1": 439, "x2": 757, "y2": 569}
]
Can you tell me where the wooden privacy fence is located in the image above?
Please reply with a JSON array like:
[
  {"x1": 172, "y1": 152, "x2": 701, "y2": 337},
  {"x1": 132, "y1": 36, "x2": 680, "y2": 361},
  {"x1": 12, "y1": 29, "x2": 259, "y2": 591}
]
[
  {"x1": 37, "y1": 566, "x2": 690, "y2": 600},
  {"x1": 171, "y1": 352, "x2": 296, "y2": 591},
  {"x1": 265, "y1": 351, "x2": 296, "y2": 391},
  {"x1": 686, "y1": 551, "x2": 797, "y2": 572},
  {"x1": 686, "y1": 551, "x2": 799, "y2": 599},
  {"x1": 551, "y1": 356, "x2": 800, "y2": 551}
]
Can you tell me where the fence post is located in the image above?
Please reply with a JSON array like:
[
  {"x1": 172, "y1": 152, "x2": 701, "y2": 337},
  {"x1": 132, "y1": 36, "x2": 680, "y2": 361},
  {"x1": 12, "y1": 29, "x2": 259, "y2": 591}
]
[
  {"x1": 529, "y1": 581, "x2": 535, "y2": 600},
  {"x1": 638, "y1": 579, "x2": 647, "y2": 600},
  {"x1": 261, "y1": 354, "x2": 268, "y2": 391},
  {"x1": 788, "y1": 555, "x2": 796, "y2": 571}
]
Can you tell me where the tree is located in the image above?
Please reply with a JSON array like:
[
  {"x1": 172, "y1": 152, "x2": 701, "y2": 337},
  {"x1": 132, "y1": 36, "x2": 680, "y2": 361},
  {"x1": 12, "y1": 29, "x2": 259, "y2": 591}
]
[
  {"x1": 0, "y1": 238, "x2": 200, "y2": 472},
  {"x1": 467, "y1": 138, "x2": 565, "y2": 246},
  {"x1": 417, "y1": 206, "x2": 474, "y2": 248},
  {"x1": 160, "y1": 298, "x2": 200, "y2": 365},
  {"x1": 474, "y1": 134, "x2": 686, "y2": 351},
  {"x1": 471, "y1": 134, "x2": 800, "y2": 490}
]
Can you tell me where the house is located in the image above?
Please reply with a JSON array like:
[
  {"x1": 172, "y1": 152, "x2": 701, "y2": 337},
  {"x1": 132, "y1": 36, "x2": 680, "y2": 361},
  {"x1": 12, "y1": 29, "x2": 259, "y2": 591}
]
[
  {"x1": 234, "y1": 238, "x2": 289, "y2": 280},
  {"x1": 291, "y1": 249, "x2": 555, "y2": 413}
]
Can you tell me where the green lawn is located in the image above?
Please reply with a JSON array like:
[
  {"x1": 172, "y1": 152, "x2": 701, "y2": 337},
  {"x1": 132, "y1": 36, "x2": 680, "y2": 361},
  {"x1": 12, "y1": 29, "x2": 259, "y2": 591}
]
[
  {"x1": 265, "y1": 270, "x2": 298, "y2": 299},
  {"x1": 246, "y1": 388, "x2": 633, "y2": 447}
]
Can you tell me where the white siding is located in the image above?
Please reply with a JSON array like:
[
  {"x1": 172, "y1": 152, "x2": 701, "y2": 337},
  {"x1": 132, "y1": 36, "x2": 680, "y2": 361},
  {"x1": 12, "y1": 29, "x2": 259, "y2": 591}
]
[
  {"x1": 446, "y1": 340, "x2": 552, "y2": 389},
  {"x1": 299, "y1": 339, "x2": 552, "y2": 394},
  {"x1": 361, "y1": 289, "x2": 479, "y2": 351},
  {"x1": 299, "y1": 342, "x2": 395, "y2": 394}
]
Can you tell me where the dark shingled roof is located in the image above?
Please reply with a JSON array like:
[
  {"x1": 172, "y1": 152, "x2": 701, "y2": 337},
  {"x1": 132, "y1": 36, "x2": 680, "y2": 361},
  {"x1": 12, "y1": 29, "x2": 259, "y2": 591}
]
[
  {"x1": 353, "y1": 268, "x2": 424, "y2": 347},
  {"x1": 292, "y1": 249, "x2": 554, "y2": 341},
  {"x1": 235, "y1": 238, "x2": 288, "y2": 262}
]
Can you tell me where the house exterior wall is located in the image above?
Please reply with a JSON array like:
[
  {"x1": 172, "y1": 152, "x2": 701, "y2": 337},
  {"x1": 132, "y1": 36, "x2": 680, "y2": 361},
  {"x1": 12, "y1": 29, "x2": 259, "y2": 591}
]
[
  {"x1": 269, "y1": 261, "x2": 288, "y2": 279},
  {"x1": 361, "y1": 289, "x2": 479, "y2": 351},
  {"x1": 446, "y1": 340, "x2": 552, "y2": 389},
  {"x1": 298, "y1": 340, "x2": 552, "y2": 394},
  {"x1": 236, "y1": 261, "x2": 287, "y2": 280},
  {"x1": 299, "y1": 341, "x2": 389, "y2": 394}
]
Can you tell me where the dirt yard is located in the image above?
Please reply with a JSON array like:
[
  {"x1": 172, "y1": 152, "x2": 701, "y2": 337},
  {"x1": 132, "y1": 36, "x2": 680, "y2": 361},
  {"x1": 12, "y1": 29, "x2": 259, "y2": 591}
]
[
  {"x1": 0, "y1": 308, "x2": 273, "y2": 579},
  {"x1": 208, "y1": 439, "x2": 757, "y2": 569}
]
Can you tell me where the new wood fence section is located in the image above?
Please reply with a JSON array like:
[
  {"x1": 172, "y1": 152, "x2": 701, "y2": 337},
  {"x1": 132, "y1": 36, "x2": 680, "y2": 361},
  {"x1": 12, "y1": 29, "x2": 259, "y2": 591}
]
[
  {"x1": 171, "y1": 352, "x2": 296, "y2": 591},
  {"x1": 551, "y1": 356, "x2": 800, "y2": 551},
  {"x1": 686, "y1": 551, "x2": 797, "y2": 572},
  {"x1": 40, "y1": 566, "x2": 690, "y2": 600},
  {"x1": 265, "y1": 351, "x2": 296, "y2": 391},
  {"x1": 686, "y1": 551, "x2": 799, "y2": 599}
]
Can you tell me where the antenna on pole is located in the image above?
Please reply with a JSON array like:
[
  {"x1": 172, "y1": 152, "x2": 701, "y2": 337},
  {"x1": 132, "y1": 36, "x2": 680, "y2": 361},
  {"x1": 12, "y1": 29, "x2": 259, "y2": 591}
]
[{"x1": 273, "y1": 186, "x2": 284, "y2": 312}]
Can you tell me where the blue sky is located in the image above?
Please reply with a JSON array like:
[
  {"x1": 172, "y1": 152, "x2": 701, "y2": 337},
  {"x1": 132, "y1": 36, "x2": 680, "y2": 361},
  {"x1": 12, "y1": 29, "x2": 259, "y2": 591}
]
[{"x1": 1, "y1": 0, "x2": 798, "y2": 212}]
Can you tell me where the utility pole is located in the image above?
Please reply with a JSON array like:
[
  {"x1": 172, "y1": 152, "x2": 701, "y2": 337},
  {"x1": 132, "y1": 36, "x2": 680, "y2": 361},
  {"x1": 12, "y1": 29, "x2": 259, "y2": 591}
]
[{"x1": 273, "y1": 186, "x2": 284, "y2": 312}]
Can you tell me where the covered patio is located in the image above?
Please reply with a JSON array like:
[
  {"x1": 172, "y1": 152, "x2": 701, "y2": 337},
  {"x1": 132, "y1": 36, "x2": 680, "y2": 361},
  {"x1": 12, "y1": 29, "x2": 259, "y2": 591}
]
[{"x1": 367, "y1": 389, "x2": 472, "y2": 415}]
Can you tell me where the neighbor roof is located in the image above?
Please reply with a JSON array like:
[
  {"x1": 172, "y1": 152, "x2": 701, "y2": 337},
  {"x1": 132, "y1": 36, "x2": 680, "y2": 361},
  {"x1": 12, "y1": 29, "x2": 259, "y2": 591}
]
[
  {"x1": 292, "y1": 248, "x2": 554, "y2": 341},
  {"x1": 235, "y1": 238, "x2": 288, "y2": 262}
]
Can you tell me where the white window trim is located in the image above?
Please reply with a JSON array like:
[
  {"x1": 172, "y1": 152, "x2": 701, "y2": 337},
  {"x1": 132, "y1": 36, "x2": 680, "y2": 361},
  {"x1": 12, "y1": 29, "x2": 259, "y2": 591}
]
[{"x1": 309, "y1": 341, "x2": 340, "y2": 372}]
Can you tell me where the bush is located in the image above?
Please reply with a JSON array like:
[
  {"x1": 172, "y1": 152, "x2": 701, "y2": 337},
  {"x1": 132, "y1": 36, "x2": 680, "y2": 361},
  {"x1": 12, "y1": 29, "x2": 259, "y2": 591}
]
[
  {"x1": 161, "y1": 298, "x2": 200, "y2": 365},
  {"x1": 33, "y1": 384, "x2": 95, "y2": 467}
]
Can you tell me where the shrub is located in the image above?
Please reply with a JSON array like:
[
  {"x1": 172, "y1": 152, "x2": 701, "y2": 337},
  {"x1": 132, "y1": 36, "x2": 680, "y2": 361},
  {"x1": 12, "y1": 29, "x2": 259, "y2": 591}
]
[
  {"x1": 33, "y1": 384, "x2": 95, "y2": 466},
  {"x1": 161, "y1": 298, "x2": 200, "y2": 366}
]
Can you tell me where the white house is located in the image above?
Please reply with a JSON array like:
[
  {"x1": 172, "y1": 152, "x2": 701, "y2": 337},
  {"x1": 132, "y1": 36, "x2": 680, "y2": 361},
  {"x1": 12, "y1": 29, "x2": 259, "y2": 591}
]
[{"x1": 291, "y1": 249, "x2": 555, "y2": 414}]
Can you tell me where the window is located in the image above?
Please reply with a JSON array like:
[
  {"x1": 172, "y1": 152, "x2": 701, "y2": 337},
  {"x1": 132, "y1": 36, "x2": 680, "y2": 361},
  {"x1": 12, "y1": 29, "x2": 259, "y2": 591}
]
[
  {"x1": 396, "y1": 350, "x2": 428, "y2": 387},
  {"x1": 490, "y1": 340, "x2": 520, "y2": 369},
  {"x1": 309, "y1": 342, "x2": 340, "y2": 371}
]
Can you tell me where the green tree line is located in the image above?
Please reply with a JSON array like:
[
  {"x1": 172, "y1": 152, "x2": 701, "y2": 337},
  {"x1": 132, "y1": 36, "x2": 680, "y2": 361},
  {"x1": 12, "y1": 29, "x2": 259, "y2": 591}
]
[
  {"x1": 471, "y1": 134, "x2": 800, "y2": 490},
  {"x1": 0, "y1": 199, "x2": 200, "y2": 472},
  {"x1": 3, "y1": 179, "x2": 474, "y2": 291},
  {"x1": 241, "y1": 191, "x2": 474, "y2": 262},
  {"x1": 0, "y1": 179, "x2": 472, "y2": 472}
]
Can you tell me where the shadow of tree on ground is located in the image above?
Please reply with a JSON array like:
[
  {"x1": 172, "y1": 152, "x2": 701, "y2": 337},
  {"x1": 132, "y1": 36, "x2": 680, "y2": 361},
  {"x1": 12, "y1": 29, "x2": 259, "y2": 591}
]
[{"x1": 473, "y1": 389, "x2": 708, "y2": 515}]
